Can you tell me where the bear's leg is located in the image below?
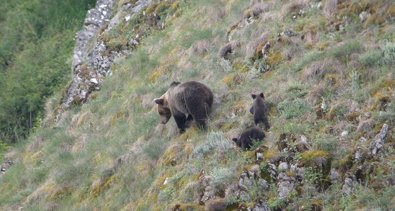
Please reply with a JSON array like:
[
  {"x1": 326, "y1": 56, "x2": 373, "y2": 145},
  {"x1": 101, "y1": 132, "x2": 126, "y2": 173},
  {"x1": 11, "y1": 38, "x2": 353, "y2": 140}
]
[
  {"x1": 241, "y1": 140, "x2": 249, "y2": 150},
  {"x1": 193, "y1": 111, "x2": 208, "y2": 130},
  {"x1": 249, "y1": 106, "x2": 254, "y2": 114},
  {"x1": 187, "y1": 101, "x2": 209, "y2": 130},
  {"x1": 254, "y1": 117, "x2": 261, "y2": 126},
  {"x1": 186, "y1": 114, "x2": 193, "y2": 121},
  {"x1": 173, "y1": 112, "x2": 187, "y2": 133}
]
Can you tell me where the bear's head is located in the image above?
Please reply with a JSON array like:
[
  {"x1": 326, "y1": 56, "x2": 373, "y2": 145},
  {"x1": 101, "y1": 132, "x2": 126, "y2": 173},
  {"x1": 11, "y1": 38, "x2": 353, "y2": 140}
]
[
  {"x1": 232, "y1": 137, "x2": 241, "y2": 147},
  {"x1": 250, "y1": 92, "x2": 265, "y2": 114},
  {"x1": 154, "y1": 94, "x2": 171, "y2": 124},
  {"x1": 251, "y1": 92, "x2": 264, "y2": 100},
  {"x1": 153, "y1": 81, "x2": 181, "y2": 124}
]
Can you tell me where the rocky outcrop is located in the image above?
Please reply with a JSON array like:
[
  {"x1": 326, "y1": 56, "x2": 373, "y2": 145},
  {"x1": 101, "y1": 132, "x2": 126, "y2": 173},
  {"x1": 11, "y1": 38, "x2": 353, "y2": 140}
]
[
  {"x1": 58, "y1": 0, "x2": 152, "y2": 120},
  {"x1": 61, "y1": 0, "x2": 115, "y2": 112},
  {"x1": 0, "y1": 159, "x2": 13, "y2": 174}
]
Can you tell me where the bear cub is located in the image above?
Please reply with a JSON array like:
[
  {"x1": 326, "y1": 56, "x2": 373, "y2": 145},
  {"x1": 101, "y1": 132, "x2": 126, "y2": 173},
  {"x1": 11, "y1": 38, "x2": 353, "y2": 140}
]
[
  {"x1": 154, "y1": 81, "x2": 213, "y2": 133},
  {"x1": 250, "y1": 92, "x2": 270, "y2": 130},
  {"x1": 232, "y1": 127, "x2": 265, "y2": 150}
]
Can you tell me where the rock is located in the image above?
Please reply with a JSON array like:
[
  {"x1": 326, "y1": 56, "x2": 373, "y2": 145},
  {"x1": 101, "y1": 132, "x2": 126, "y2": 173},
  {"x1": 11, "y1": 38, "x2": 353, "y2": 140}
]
[
  {"x1": 199, "y1": 173, "x2": 216, "y2": 203},
  {"x1": 58, "y1": 0, "x2": 153, "y2": 121},
  {"x1": 296, "y1": 135, "x2": 310, "y2": 152},
  {"x1": 283, "y1": 29, "x2": 297, "y2": 37},
  {"x1": 256, "y1": 152, "x2": 263, "y2": 161},
  {"x1": 90, "y1": 78, "x2": 99, "y2": 85},
  {"x1": 277, "y1": 172, "x2": 295, "y2": 199},
  {"x1": 341, "y1": 130, "x2": 348, "y2": 137},
  {"x1": 278, "y1": 162, "x2": 289, "y2": 171},
  {"x1": 321, "y1": 98, "x2": 328, "y2": 112},
  {"x1": 163, "y1": 177, "x2": 169, "y2": 185},
  {"x1": 249, "y1": 164, "x2": 260, "y2": 176},
  {"x1": 368, "y1": 124, "x2": 389, "y2": 156},
  {"x1": 329, "y1": 169, "x2": 340, "y2": 183},
  {"x1": 253, "y1": 199, "x2": 270, "y2": 211},
  {"x1": 359, "y1": 11, "x2": 370, "y2": 22},
  {"x1": 359, "y1": 136, "x2": 367, "y2": 143},
  {"x1": 342, "y1": 177, "x2": 355, "y2": 195},
  {"x1": 255, "y1": 146, "x2": 267, "y2": 162},
  {"x1": 354, "y1": 147, "x2": 364, "y2": 163},
  {"x1": 0, "y1": 159, "x2": 13, "y2": 173},
  {"x1": 268, "y1": 162, "x2": 277, "y2": 180}
]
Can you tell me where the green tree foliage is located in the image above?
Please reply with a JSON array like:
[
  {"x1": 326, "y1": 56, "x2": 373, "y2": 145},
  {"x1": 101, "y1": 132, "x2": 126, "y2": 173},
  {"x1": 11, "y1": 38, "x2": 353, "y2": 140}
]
[{"x1": 0, "y1": 0, "x2": 96, "y2": 143}]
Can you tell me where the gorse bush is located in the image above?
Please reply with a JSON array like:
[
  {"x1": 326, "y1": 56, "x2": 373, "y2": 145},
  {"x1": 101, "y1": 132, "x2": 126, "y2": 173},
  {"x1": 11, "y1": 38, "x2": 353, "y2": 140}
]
[
  {"x1": 381, "y1": 41, "x2": 395, "y2": 66},
  {"x1": 278, "y1": 98, "x2": 311, "y2": 119},
  {"x1": 0, "y1": 0, "x2": 95, "y2": 143},
  {"x1": 193, "y1": 132, "x2": 233, "y2": 159}
]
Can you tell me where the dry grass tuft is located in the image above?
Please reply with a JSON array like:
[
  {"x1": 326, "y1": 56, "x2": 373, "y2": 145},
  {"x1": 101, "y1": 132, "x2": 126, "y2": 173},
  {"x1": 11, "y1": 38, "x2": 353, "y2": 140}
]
[
  {"x1": 192, "y1": 40, "x2": 210, "y2": 56},
  {"x1": 244, "y1": 2, "x2": 272, "y2": 19},
  {"x1": 280, "y1": 0, "x2": 309, "y2": 20},
  {"x1": 302, "y1": 58, "x2": 344, "y2": 81},
  {"x1": 245, "y1": 32, "x2": 270, "y2": 59},
  {"x1": 323, "y1": 0, "x2": 338, "y2": 18}
]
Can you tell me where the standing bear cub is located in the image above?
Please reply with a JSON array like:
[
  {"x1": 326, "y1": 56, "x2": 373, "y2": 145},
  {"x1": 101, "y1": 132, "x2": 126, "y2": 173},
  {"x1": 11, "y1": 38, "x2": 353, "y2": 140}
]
[
  {"x1": 250, "y1": 92, "x2": 270, "y2": 130},
  {"x1": 232, "y1": 126, "x2": 265, "y2": 150},
  {"x1": 154, "y1": 81, "x2": 214, "y2": 133}
]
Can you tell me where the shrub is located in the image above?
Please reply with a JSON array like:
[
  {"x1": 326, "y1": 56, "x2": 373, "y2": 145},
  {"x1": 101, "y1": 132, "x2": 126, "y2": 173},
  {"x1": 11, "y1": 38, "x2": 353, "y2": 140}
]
[
  {"x1": 381, "y1": 41, "x2": 395, "y2": 66},
  {"x1": 210, "y1": 167, "x2": 236, "y2": 190},
  {"x1": 292, "y1": 51, "x2": 324, "y2": 72},
  {"x1": 328, "y1": 41, "x2": 363, "y2": 60},
  {"x1": 278, "y1": 98, "x2": 312, "y2": 119},
  {"x1": 359, "y1": 50, "x2": 382, "y2": 67},
  {"x1": 192, "y1": 132, "x2": 234, "y2": 159}
]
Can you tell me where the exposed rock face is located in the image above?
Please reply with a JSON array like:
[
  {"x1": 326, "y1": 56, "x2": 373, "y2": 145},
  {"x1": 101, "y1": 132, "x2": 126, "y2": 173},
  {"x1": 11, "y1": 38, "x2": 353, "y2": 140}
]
[
  {"x1": 61, "y1": 0, "x2": 115, "y2": 112},
  {"x1": 0, "y1": 159, "x2": 13, "y2": 174},
  {"x1": 58, "y1": 0, "x2": 152, "y2": 120},
  {"x1": 368, "y1": 124, "x2": 389, "y2": 157}
]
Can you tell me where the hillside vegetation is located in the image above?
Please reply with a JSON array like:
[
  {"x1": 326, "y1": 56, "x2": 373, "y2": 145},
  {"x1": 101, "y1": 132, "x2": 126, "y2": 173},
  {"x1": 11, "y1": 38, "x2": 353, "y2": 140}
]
[
  {"x1": 0, "y1": 0, "x2": 394, "y2": 210},
  {"x1": 0, "y1": 0, "x2": 96, "y2": 146}
]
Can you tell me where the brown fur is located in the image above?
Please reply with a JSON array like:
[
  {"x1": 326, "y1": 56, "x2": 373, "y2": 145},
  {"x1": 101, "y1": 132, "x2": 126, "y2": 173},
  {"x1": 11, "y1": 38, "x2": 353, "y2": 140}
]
[
  {"x1": 250, "y1": 92, "x2": 270, "y2": 130},
  {"x1": 154, "y1": 81, "x2": 213, "y2": 133},
  {"x1": 205, "y1": 199, "x2": 226, "y2": 211},
  {"x1": 233, "y1": 127, "x2": 265, "y2": 150}
]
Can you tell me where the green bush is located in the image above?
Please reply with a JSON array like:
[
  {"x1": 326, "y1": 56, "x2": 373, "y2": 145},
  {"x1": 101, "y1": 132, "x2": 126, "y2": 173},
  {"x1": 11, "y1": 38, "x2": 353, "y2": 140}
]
[
  {"x1": 359, "y1": 50, "x2": 382, "y2": 67},
  {"x1": 278, "y1": 98, "x2": 312, "y2": 119},
  {"x1": 328, "y1": 40, "x2": 363, "y2": 59},
  {"x1": 193, "y1": 132, "x2": 233, "y2": 159},
  {"x1": 381, "y1": 41, "x2": 395, "y2": 66}
]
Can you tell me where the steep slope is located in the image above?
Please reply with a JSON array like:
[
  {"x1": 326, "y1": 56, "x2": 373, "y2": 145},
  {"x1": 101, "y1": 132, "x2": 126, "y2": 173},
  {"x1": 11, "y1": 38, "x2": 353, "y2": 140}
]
[
  {"x1": 0, "y1": 0, "x2": 394, "y2": 210},
  {"x1": 0, "y1": 0, "x2": 96, "y2": 145}
]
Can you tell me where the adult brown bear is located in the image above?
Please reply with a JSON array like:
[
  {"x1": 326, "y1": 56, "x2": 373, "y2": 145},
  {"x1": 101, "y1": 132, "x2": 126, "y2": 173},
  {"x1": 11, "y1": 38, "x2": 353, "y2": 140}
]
[{"x1": 154, "y1": 81, "x2": 213, "y2": 133}]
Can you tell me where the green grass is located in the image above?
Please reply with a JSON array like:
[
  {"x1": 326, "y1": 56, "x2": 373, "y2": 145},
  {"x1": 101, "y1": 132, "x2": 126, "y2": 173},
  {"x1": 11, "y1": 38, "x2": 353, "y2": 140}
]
[
  {"x1": 1, "y1": 0, "x2": 394, "y2": 210},
  {"x1": 0, "y1": 0, "x2": 96, "y2": 143}
]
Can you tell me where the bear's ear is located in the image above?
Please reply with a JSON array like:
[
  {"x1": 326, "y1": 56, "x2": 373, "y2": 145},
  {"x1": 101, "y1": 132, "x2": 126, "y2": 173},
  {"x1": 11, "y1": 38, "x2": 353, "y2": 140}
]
[
  {"x1": 260, "y1": 92, "x2": 264, "y2": 99},
  {"x1": 251, "y1": 94, "x2": 257, "y2": 99},
  {"x1": 154, "y1": 98, "x2": 164, "y2": 105},
  {"x1": 170, "y1": 81, "x2": 181, "y2": 87}
]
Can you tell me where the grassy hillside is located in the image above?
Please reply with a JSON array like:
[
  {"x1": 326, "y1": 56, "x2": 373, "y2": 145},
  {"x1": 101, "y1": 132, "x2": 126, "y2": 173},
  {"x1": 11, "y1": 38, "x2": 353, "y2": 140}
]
[
  {"x1": 1, "y1": 0, "x2": 394, "y2": 210},
  {"x1": 0, "y1": 0, "x2": 96, "y2": 146}
]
